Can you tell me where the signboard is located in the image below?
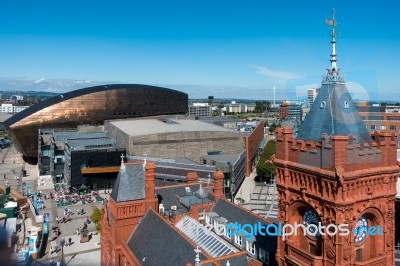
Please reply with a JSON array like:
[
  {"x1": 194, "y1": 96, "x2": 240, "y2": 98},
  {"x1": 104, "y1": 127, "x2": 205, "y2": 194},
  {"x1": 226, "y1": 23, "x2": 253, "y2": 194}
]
[
  {"x1": 43, "y1": 222, "x2": 49, "y2": 235},
  {"x1": 11, "y1": 251, "x2": 29, "y2": 264},
  {"x1": 27, "y1": 186, "x2": 33, "y2": 196},
  {"x1": 28, "y1": 238, "x2": 35, "y2": 252},
  {"x1": 36, "y1": 200, "x2": 42, "y2": 211},
  {"x1": 44, "y1": 213, "x2": 50, "y2": 222}
]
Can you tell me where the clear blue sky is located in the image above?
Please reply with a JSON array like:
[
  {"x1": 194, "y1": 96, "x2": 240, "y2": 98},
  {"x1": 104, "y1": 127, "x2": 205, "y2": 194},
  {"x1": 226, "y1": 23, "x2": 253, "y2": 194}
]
[{"x1": 0, "y1": 0, "x2": 399, "y2": 100}]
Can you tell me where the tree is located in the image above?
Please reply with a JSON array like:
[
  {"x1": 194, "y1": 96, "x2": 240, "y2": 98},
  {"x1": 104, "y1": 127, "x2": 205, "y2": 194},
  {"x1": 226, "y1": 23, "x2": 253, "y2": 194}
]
[
  {"x1": 91, "y1": 208, "x2": 103, "y2": 232},
  {"x1": 255, "y1": 140, "x2": 276, "y2": 182},
  {"x1": 254, "y1": 101, "x2": 271, "y2": 113}
]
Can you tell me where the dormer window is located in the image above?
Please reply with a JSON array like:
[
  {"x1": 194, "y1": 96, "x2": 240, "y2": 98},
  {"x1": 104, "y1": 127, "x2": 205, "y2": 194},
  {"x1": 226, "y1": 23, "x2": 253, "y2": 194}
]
[
  {"x1": 344, "y1": 101, "x2": 349, "y2": 109},
  {"x1": 320, "y1": 101, "x2": 326, "y2": 109}
]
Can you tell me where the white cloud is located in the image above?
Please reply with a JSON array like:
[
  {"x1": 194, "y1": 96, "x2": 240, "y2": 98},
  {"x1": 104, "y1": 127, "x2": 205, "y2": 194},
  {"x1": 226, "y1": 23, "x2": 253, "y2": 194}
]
[
  {"x1": 249, "y1": 65, "x2": 302, "y2": 81},
  {"x1": 34, "y1": 78, "x2": 46, "y2": 83}
]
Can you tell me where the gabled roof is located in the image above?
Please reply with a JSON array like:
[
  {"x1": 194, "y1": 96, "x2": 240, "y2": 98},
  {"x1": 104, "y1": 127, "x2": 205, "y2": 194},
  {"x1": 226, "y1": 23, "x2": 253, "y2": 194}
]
[
  {"x1": 297, "y1": 82, "x2": 371, "y2": 143},
  {"x1": 211, "y1": 198, "x2": 277, "y2": 252},
  {"x1": 127, "y1": 209, "x2": 208, "y2": 265},
  {"x1": 110, "y1": 163, "x2": 145, "y2": 202}
]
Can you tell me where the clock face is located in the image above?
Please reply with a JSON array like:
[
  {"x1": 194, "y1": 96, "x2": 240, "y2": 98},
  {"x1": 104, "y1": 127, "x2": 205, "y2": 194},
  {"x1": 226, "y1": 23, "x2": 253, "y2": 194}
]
[
  {"x1": 302, "y1": 210, "x2": 320, "y2": 237},
  {"x1": 354, "y1": 216, "x2": 368, "y2": 243}
]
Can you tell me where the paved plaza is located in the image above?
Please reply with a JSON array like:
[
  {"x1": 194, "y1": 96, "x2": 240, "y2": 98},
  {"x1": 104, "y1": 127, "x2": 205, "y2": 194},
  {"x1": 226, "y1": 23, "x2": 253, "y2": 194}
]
[{"x1": 0, "y1": 144, "x2": 105, "y2": 266}]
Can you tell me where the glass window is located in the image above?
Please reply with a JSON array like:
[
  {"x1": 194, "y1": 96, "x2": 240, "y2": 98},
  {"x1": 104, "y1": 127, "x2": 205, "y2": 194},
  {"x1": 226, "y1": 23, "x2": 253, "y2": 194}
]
[
  {"x1": 246, "y1": 241, "x2": 255, "y2": 254},
  {"x1": 356, "y1": 249, "x2": 362, "y2": 262},
  {"x1": 198, "y1": 208, "x2": 205, "y2": 220},
  {"x1": 234, "y1": 234, "x2": 242, "y2": 246},
  {"x1": 390, "y1": 125, "x2": 396, "y2": 131},
  {"x1": 310, "y1": 243, "x2": 317, "y2": 255},
  {"x1": 224, "y1": 227, "x2": 231, "y2": 238},
  {"x1": 371, "y1": 125, "x2": 376, "y2": 130},
  {"x1": 259, "y1": 249, "x2": 269, "y2": 264},
  {"x1": 380, "y1": 125, "x2": 387, "y2": 130}
]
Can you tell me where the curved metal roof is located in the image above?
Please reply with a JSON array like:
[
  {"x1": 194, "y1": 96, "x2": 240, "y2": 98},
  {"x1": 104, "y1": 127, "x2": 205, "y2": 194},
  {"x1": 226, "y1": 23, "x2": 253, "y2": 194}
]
[{"x1": 3, "y1": 84, "x2": 186, "y2": 127}]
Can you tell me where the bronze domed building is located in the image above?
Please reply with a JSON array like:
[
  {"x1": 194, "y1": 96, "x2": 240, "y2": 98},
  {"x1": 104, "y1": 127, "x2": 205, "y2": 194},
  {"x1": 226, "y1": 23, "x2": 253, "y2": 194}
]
[{"x1": 3, "y1": 84, "x2": 188, "y2": 162}]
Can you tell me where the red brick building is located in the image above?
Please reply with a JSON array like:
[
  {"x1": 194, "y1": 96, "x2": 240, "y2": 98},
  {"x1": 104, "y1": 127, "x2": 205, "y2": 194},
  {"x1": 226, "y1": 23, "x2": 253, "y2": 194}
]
[
  {"x1": 272, "y1": 9, "x2": 398, "y2": 266},
  {"x1": 101, "y1": 160, "x2": 276, "y2": 266}
]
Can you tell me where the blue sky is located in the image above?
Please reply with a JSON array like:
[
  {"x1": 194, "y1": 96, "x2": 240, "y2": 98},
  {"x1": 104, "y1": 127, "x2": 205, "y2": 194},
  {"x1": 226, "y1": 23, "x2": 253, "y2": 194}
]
[{"x1": 0, "y1": 0, "x2": 399, "y2": 100}]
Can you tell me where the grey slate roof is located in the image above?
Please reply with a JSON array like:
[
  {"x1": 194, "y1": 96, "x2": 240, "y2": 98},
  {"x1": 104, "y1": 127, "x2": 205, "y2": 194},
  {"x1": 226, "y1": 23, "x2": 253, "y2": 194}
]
[
  {"x1": 211, "y1": 198, "x2": 277, "y2": 253},
  {"x1": 127, "y1": 210, "x2": 208, "y2": 266},
  {"x1": 155, "y1": 183, "x2": 204, "y2": 210},
  {"x1": 217, "y1": 254, "x2": 248, "y2": 266},
  {"x1": 297, "y1": 82, "x2": 371, "y2": 143},
  {"x1": 110, "y1": 163, "x2": 145, "y2": 202}
]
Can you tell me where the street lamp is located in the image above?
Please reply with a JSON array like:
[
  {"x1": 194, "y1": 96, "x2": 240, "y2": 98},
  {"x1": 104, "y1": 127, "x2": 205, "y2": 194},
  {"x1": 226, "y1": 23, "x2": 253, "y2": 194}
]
[{"x1": 60, "y1": 238, "x2": 65, "y2": 266}]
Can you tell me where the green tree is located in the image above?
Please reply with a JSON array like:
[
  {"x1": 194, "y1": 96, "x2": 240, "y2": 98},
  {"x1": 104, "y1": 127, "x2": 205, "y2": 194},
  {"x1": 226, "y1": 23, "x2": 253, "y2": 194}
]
[
  {"x1": 256, "y1": 140, "x2": 276, "y2": 182},
  {"x1": 91, "y1": 208, "x2": 103, "y2": 232},
  {"x1": 254, "y1": 101, "x2": 271, "y2": 113}
]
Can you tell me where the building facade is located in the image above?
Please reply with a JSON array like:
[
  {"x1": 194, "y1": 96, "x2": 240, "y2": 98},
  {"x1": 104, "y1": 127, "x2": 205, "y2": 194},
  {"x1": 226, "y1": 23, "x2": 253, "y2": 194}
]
[
  {"x1": 188, "y1": 103, "x2": 212, "y2": 118},
  {"x1": 105, "y1": 118, "x2": 245, "y2": 163},
  {"x1": 101, "y1": 160, "x2": 274, "y2": 265},
  {"x1": 357, "y1": 102, "x2": 400, "y2": 134},
  {"x1": 3, "y1": 84, "x2": 188, "y2": 160},
  {"x1": 274, "y1": 10, "x2": 398, "y2": 266}
]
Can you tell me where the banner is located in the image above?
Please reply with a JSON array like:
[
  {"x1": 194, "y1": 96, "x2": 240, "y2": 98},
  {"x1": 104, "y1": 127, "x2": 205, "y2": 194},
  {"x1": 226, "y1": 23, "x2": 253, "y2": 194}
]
[{"x1": 43, "y1": 222, "x2": 49, "y2": 235}]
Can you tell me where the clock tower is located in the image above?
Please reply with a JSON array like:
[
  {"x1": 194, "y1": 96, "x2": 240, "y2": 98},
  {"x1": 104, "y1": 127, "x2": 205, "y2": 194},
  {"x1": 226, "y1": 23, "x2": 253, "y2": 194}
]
[{"x1": 273, "y1": 9, "x2": 398, "y2": 266}]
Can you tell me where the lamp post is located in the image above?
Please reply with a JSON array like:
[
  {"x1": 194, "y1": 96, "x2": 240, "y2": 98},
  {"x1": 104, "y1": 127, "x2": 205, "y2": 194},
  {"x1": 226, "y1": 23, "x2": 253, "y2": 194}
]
[{"x1": 60, "y1": 238, "x2": 65, "y2": 266}]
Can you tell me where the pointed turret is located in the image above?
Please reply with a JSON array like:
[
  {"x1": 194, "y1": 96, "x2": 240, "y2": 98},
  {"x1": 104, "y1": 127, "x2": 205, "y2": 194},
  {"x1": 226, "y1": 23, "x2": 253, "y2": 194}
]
[
  {"x1": 110, "y1": 154, "x2": 145, "y2": 202},
  {"x1": 296, "y1": 9, "x2": 371, "y2": 144}
]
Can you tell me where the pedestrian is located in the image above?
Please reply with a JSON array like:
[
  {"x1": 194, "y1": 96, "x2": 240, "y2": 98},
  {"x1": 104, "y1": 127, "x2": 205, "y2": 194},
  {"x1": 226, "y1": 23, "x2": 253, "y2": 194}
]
[{"x1": 68, "y1": 237, "x2": 72, "y2": 245}]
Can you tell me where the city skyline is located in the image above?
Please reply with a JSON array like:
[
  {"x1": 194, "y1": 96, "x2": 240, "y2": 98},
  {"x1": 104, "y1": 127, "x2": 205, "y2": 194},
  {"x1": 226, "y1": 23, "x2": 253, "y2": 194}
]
[{"x1": 0, "y1": 1, "x2": 399, "y2": 100}]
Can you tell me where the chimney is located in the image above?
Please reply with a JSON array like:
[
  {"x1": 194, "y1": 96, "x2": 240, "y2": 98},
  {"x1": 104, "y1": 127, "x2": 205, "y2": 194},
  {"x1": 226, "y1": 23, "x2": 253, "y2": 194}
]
[
  {"x1": 213, "y1": 170, "x2": 224, "y2": 199},
  {"x1": 145, "y1": 162, "x2": 156, "y2": 201},
  {"x1": 186, "y1": 172, "x2": 199, "y2": 184}
]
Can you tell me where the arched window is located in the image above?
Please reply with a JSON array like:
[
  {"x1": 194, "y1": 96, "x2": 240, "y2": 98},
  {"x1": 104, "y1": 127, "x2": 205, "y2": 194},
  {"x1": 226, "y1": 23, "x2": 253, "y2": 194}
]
[
  {"x1": 344, "y1": 101, "x2": 349, "y2": 109},
  {"x1": 320, "y1": 101, "x2": 326, "y2": 109}
]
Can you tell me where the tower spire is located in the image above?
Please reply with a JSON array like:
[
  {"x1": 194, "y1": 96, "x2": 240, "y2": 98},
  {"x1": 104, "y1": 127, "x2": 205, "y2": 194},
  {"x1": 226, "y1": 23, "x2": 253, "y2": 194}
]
[{"x1": 326, "y1": 8, "x2": 339, "y2": 75}]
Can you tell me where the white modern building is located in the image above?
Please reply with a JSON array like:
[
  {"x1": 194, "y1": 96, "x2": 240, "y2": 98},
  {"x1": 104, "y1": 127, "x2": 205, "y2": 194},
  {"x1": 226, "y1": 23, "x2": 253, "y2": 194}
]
[
  {"x1": 0, "y1": 104, "x2": 29, "y2": 113},
  {"x1": 188, "y1": 103, "x2": 212, "y2": 117}
]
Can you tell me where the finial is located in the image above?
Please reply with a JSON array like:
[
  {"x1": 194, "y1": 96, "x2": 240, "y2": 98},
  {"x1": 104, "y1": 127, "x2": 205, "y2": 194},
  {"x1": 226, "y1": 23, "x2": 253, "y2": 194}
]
[
  {"x1": 325, "y1": 8, "x2": 338, "y2": 75},
  {"x1": 120, "y1": 153, "x2": 126, "y2": 172},
  {"x1": 143, "y1": 152, "x2": 147, "y2": 168},
  {"x1": 194, "y1": 246, "x2": 201, "y2": 266},
  {"x1": 226, "y1": 260, "x2": 230, "y2": 266}
]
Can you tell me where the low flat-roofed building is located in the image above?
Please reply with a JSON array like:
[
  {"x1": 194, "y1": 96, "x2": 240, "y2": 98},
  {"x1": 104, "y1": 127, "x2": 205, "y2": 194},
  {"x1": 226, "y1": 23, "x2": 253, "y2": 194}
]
[{"x1": 105, "y1": 118, "x2": 244, "y2": 162}]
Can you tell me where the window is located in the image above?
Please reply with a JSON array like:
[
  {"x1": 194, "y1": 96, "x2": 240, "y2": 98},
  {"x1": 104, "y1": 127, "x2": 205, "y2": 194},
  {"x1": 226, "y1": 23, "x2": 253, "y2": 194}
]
[
  {"x1": 224, "y1": 227, "x2": 231, "y2": 238},
  {"x1": 259, "y1": 249, "x2": 269, "y2": 264},
  {"x1": 310, "y1": 243, "x2": 317, "y2": 255},
  {"x1": 390, "y1": 125, "x2": 396, "y2": 131},
  {"x1": 214, "y1": 220, "x2": 218, "y2": 228},
  {"x1": 344, "y1": 101, "x2": 349, "y2": 109},
  {"x1": 380, "y1": 125, "x2": 387, "y2": 130},
  {"x1": 320, "y1": 101, "x2": 326, "y2": 109},
  {"x1": 356, "y1": 249, "x2": 362, "y2": 262},
  {"x1": 246, "y1": 241, "x2": 255, "y2": 255},
  {"x1": 371, "y1": 125, "x2": 376, "y2": 130},
  {"x1": 205, "y1": 215, "x2": 210, "y2": 224},
  {"x1": 234, "y1": 234, "x2": 242, "y2": 246},
  {"x1": 198, "y1": 208, "x2": 205, "y2": 220}
]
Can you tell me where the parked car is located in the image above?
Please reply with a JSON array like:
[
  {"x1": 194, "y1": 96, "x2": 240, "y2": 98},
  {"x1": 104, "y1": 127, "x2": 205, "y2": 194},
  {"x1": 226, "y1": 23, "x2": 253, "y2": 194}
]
[{"x1": 0, "y1": 139, "x2": 11, "y2": 148}]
